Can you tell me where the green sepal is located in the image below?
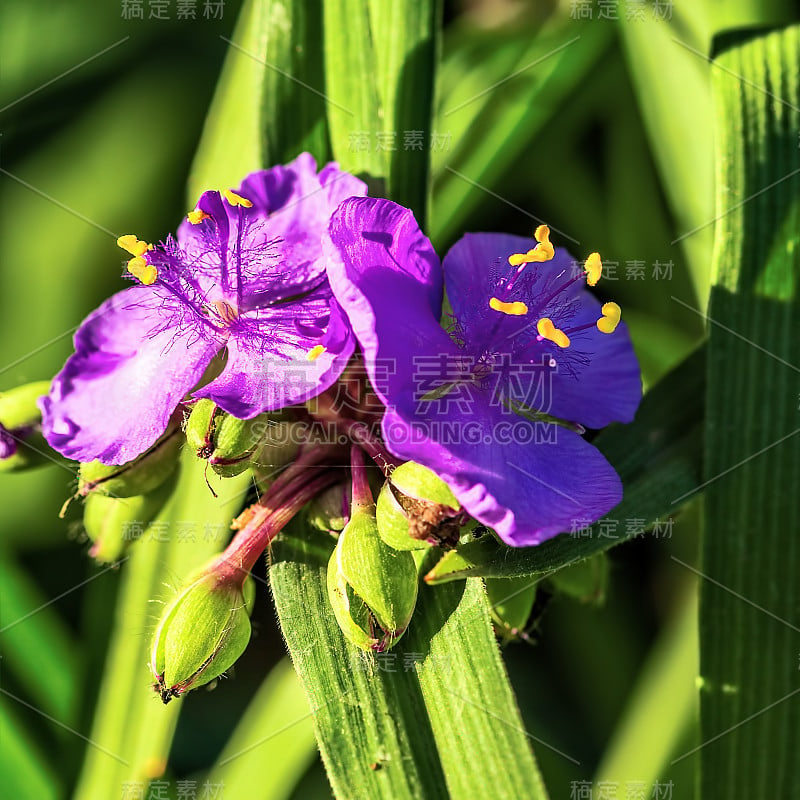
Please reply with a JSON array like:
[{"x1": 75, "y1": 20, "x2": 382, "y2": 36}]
[
  {"x1": 150, "y1": 560, "x2": 254, "y2": 703},
  {"x1": 375, "y1": 481, "x2": 430, "y2": 551},
  {"x1": 485, "y1": 577, "x2": 538, "y2": 641},
  {"x1": 78, "y1": 428, "x2": 181, "y2": 498},
  {"x1": 185, "y1": 400, "x2": 299, "y2": 476},
  {"x1": 83, "y1": 471, "x2": 178, "y2": 563},
  {"x1": 0, "y1": 381, "x2": 62, "y2": 472},
  {"x1": 327, "y1": 509, "x2": 419, "y2": 651},
  {"x1": 376, "y1": 461, "x2": 463, "y2": 550},
  {"x1": 547, "y1": 553, "x2": 608, "y2": 605},
  {"x1": 0, "y1": 381, "x2": 51, "y2": 429}
]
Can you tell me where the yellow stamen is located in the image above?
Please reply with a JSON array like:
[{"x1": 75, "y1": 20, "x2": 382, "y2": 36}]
[
  {"x1": 187, "y1": 208, "x2": 211, "y2": 225},
  {"x1": 584, "y1": 252, "x2": 602, "y2": 286},
  {"x1": 127, "y1": 256, "x2": 158, "y2": 286},
  {"x1": 596, "y1": 302, "x2": 621, "y2": 334},
  {"x1": 306, "y1": 345, "x2": 326, "y2": 361},
  {"x1": 117, "y1": 234, "x2": 151, "y2": 257},
  {"x1": 223, "y1": 189, "x2": 253, "y2": 208},
  {"x1": 508, "y1": 224, "x2": 554, "y2": 266},
  {"x1": 489, "y1": 297, "x2": 528, "y2": 316},
  {"x1": 537, "y1": 317, "x2": 570, "y2": 348}
]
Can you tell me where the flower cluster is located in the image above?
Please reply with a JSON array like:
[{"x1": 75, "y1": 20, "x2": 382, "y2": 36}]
[{"x1": 12, "y1": 153, "x2": 641, "y2": 694}]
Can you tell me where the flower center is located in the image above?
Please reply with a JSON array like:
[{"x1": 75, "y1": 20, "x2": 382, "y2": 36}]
[{"x1": 486, "y1": 224, "x2": 622, "y2": 349}]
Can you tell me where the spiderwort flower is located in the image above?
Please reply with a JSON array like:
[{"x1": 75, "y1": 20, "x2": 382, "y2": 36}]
[
  {"x1": 325, "y1": 198, "x2": 642, "y2": 546},
  {"x1": 41, "y1": 154, "x2": 366, "y2": 464}
]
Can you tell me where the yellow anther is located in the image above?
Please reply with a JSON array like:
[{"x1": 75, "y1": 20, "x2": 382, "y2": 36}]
[
  {"x1": 489, "y1": 297, "x2": 528, "y2": 316},
  {"x1": 584, "y1": 252, "x2": 602, "y2": 286},
  {"x1": 508, "y1": 224, "x2": 554, "y2": 266},
  {"x1": 537, "y1": 317, "x2": 570, "y2": 348},
  {"x1": 534, "y1": 225, "x2": 551, "y2": 245},
  {"x1": 596, "y1": 302, "x2": 621, "y2": 334},
  {"x1": 306, "y1": 345, "x2": 326, "y2": 362},
  {"x1": 222, "y1": 189, "x2": 253, "y2": 208},
  {"x1": 187, "y1": 208, "x2": 211, "y2": 225},
  {"x1": 117, "y1": 234, "x2": 151, "y2": 257},
  {"x1": 127, "y1": 256, "x2": 158, "y2": 286}
]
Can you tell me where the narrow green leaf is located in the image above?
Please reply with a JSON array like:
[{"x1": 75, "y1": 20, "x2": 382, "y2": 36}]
[
  {"x1": 270, "y1": 528, "x2": 549, "y2": 799},
  {"x1": 189, "y1": 0, "x2": 330, "y2": 200},
  {"x1": 594, "y1": 587, "x2": 698, "y2": 791},
  {"x1": 270, "y1": 530, "x2": 448, "y2": 800},
  {"x1": 205, "y1": 658, "x2": 318, "y2": 800},
  {"x1": 426, "y1": 345, "x2": 705, "y2": 581},
  {"x1": 698, "y1": 24, "x2": 800, "y2": 798},
  {"x1": 408, "y1": 576, "x2": 549, "y2": 798},
  {"x1": 188, "y1": 0, "x2": 268, "y2": 199},
  {"x1": 366, "y1": 0, "x2": 441, "y2": 222},
  {"x1": 322, "y1": 0, "x2": 385, "y2": 180},
  {"x1": 0, "y1": 555, "x2": 79, "y2": 722},
  {"x1": 0, "y1": 703, "x2": 59, "y2": 800},
  {"x1": 73, "y1": 455, "x2": 251, "y2": 797},
  {"x1": 431, "y1": 19, "x2": 610, "y2": 247},
  {"x1": 617, "y1": 4, "x2": 715, "y2": 302}
]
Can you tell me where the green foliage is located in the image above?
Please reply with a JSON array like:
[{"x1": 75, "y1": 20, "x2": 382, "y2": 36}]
[
  {"x1": 699, "y1": 24, "x2": 800, "y2": 799},
  {"x1": 4, "y1": 2, "x2": 800, "y2": 799}
]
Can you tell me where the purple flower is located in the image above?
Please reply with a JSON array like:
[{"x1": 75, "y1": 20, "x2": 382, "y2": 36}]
[
  {"x1": 325, "y1": 197, "x2": 642, "y2": 546},
  {"x1": 42, "y1": 153, "x2": 366, "y2": 465},
  {"x1": 0, "y1": 425, "x2": 16, "y2": 460}
]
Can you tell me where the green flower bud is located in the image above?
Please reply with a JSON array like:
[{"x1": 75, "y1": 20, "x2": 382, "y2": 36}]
[
  {"x1": 376, "y1": 462, "x2": 463, "y2": 550},
  {"x1": 150, "y1": 560, "x2": 255, "y2": 703},
  {"x1": 306, "y1": 484, "x2": 348, "y2": 533},
  {"x1": 0, "y1": 381, "x2": 58, "y2": 472},
  {"x1": 327, "y1": 509, "x2": 418, "y2": 652},
  {"x1": 548, "y1": 554, "x2": 608, "y2": 605},
  {"x1": 185, "y1": 400, "x2": 299, "y2": 477},
  {"x1": 78, "y1": 428, "x2": 181, "y2": 498},
  {"x1": 83, "y1": 472, "x2": 178, "y2": 563},
  {"x1": 485, "y1": 577, "x2": 539, "y2": 643}
]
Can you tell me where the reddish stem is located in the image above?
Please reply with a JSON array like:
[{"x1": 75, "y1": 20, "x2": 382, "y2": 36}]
[
  {"x1": 216, "y1": 469, "x2": 341, "y2": 580},
  {"x1": 349, "y1": 444, "x2": 374, "y2": 514},
  {"x1": 335, "y1": 417, "x2": 399, "y2": 475}
]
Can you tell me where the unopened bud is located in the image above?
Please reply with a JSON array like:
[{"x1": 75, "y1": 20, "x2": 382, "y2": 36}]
[
  {"x1": 83, "y1": 473, "x2": 178, "y2": 563},
  {"x1": 306, "y1": 483, "x2": 348, "y2": 533},
  {"x1": 0, "y1": 381, "x2": 57, "y2": 472},
  {"x1": 78, "y1": 427, "x2": 181, "y2": 498},
  {"x1": 150, "y1": 559, "x2": 254, "y2": 703},
  {"x1": 485, "y1": 577, "x2": 539, "y2": 643},
  {"x1": 327, "y1": 509, "x2": 418, "y2": 652},
  {"x1": 548, "y1": 554, "x2": 608, "y2": 605},
  {"x1": 185, "y1": 400, "x2": 299, "y2": 477},
  {"x1": 376, "y1": 462, "x2": 463, "y2": 550}
]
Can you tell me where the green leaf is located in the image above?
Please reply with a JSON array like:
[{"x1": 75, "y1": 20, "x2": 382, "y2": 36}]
[
  {"x1": 269, "y1": 529, "x2": 549, "y2": 798},
  {"x1": 204, "y1": 658, "x2": 318, "y2": 800},
  {"x1": 322, "y1": 0, "x2": 384, "y2": 180},
  {"x1": 425, "y1": 345, "x2": 705, "y2": 581},
  {"x1": 431, "y1": 19, "x2": 610, "y2": 247},
  {"x1": 594, "y1": 587, "x2": 698, "y2": 792},
  {"x1": 189, "y1": 0, "x2": 330, "y2": 201},
  {"x1": 73, "y1": 454, "x2": 251, "y2": 797},
  {"x1": 697, "y1": 24, "x2": 800, "y2": 799},
  {"x1": 0, "y1": 555, "x2": 79, "y2": 722},
  {"x1": 0, "y1": 703, "x2": 59, "y2": 800},
  {"x1": 407, "y1": 574, "x2": 549, "y2": 798},
  {"x1": 270, "y1": 531, "x2": 448, "y2": 800},
  {"x1": 323, "y1": 0, "x2": 440, "y2": 222},
  {"x1": 366, "y1": 0, "x2": 441, "y2": 223},
  {"x1": 617, "y1": 4, "x2": 715, "y2": 302}
]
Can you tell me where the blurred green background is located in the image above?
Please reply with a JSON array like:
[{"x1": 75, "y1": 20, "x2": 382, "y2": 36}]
[{"x1": 1, "y1": 1, "x2": 797, "y2": 798}]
